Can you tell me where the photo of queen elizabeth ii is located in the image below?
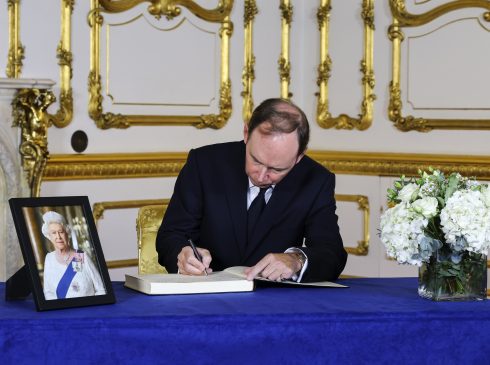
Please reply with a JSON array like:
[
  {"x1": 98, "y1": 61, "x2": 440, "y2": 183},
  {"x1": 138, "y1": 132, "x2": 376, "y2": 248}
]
[{"x1": 41, "y1": 210, "x2": 106, "y2": 300}]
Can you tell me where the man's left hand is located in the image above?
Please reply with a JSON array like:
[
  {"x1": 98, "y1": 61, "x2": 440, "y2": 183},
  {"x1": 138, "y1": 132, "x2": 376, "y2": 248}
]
[{"x1": 244, "y1": 253, "x2": 301, "y2": 281}]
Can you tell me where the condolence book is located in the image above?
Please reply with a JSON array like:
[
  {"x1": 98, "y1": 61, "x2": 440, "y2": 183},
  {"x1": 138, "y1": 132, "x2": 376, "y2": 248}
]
[{"x1": 124, "y1": 266, "x2": 347, "y2": 295}]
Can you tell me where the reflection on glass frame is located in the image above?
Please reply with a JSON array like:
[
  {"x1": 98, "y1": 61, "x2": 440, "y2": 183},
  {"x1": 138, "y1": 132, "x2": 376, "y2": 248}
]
[
  {"x1": 388, "y1": 0, "x2": 490, "y2": 131},
  {"x1": 316, "y1": 0, "x2": 375, "y2": 130},
  {"x1": 8, "y1": 196, "x2": 115, "y2": 311},
  {"x1": 88, "y1": 0, "x2": 234, "y2": 129}
]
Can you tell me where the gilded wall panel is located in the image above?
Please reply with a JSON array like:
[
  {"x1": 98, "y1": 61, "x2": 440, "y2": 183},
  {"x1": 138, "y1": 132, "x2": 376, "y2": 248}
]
[
  {"x1": 88, "y1": 0, "x2": 233, "y2": 129},
  {"x1": 316, "y1": 0, "x2": 375, "y2": 130},
  {"x1": 388, "y1": 0, "x2": 490, "y2": 131}
]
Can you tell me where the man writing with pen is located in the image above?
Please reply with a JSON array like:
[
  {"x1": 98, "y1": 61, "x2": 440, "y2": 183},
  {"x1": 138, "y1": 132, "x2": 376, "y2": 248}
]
[{"x1": 156, "y1": 98, "x2": 347, "y2": 283}]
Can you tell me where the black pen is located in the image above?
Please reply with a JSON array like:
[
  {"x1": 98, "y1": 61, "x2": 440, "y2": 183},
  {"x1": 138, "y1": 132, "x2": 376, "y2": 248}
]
[{"x1": 187, "y1": 238, "x2": 208, "y2": 276}]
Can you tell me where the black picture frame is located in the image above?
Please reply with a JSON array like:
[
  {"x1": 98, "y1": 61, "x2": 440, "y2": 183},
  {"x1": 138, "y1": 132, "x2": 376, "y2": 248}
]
[{"x1": 8, "y1": 196, "x2": 115, "y2": 311}]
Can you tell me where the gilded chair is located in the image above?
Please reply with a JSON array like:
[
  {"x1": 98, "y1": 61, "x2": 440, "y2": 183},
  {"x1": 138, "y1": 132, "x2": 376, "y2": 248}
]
[{"x1": 136, "y1": 204, "x2": 168, "y2": 275}]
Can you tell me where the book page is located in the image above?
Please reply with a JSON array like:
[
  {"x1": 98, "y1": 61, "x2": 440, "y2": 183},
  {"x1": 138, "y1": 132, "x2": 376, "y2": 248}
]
[{"x1": 224, "y1": 266, "x2": 347, "y2": 288}]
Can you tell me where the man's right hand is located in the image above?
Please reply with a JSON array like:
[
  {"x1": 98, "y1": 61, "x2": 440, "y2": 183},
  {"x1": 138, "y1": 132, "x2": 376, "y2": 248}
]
[{"x1": 177, "y1": 246, "x2": 212, "y2": 275}]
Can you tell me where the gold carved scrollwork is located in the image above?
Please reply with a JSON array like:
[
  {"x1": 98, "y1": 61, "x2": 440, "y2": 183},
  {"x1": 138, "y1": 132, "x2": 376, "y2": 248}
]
[
  {"x1": 241, "y1": 0, "x2": 258, "y2": 123},
  {"x1": 88, "y1": 0, "x2": 234, "y2": 129},
  {"x1": 46, "y1": 0, "x2": 75, "y2": 128},
  {"x1": 316, "y1": 0, "x2": 375, "y2": 130},
  {"x1": 6, "y1": 0, "x2": 24, "y2": 78},
  {"x1": 12, "y1": 89, "x2": 56, "y2": 197},
  {"x1": 336, "y1": 194, "x2": 370, "y2": 256},
  {"x1": 388, "y1": 0, "x2": 490, "y2": 131},
  {"x1": 279, "y1": 0, "x2": 292, "y2": 99}
]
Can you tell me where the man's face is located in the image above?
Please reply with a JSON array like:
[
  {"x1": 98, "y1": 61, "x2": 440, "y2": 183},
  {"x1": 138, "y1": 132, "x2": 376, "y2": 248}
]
[
  {"x1": 47, "y1": 223, "x2": 69, "y2": 251},
  {"x1": 244, "y1": 124, "x2": 303, "y2": 187}
]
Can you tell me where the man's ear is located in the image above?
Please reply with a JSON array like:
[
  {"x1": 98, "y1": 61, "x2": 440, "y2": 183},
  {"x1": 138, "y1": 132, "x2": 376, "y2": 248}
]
[{"x1": 243, "y1": 123, "x2": 249, "y2": 143}]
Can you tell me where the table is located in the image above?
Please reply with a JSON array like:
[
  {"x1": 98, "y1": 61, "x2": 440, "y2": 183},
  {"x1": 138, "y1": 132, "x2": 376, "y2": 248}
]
[{"x1": 1, "y1": 278, "x2": 489, "y2": 364}]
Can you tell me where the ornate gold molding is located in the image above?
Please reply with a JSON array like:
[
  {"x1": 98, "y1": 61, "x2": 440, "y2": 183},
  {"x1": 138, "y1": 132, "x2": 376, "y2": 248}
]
[
  {"x1": 390, "y1": 0, "x2": 490, "y2": 27},
  {"x1": 12, "y1": 88, "x2": 56, "y2": 197},
  {"x1": 279, "y1": 0, "x2": 292, "y2": 99},
  {"x1": 316, "y1": 0, "x2": 375, "y2": 130},
  {"x1": 93, "y1": 198, "x2": 169, "y2": 225},
  {"x1": 43, "y1": 150, "x2": 490, "y2": 181},
  {"x1": 336, "y1": 194, "x2": 369, "y2": 256},
  {"x1": 98, "y1": 0, "x2": 233, "y2": 21},
  {"x1": 388, "y1": 0, "x2": 490, "y2": 131},
  {"x1": 6, "y1": 0, "x2": 24, "y2": 78},
  {"x1": 93, "y1": 198, "x2": 169, "y2": 269},
  {"x1": 46, "y1": 0, "x2": 75, "y2": 128},
  {"x1": 88, "y1": 0, "x2": 233, "y2": 129},
  {"x1": 241, "y1": 0, "x2": 258, "y2": 123}
]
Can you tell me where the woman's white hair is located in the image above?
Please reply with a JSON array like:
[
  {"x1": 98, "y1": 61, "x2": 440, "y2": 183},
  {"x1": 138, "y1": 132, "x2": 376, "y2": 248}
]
[{"x1": 41, "y1": 211, "x2": 71, "y2": 239}]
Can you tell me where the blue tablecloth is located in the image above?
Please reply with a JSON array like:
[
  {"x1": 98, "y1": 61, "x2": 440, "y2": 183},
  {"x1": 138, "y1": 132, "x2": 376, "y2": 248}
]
[{"x1": 1, "y1": 277, "x2": 489, "y2": 364}]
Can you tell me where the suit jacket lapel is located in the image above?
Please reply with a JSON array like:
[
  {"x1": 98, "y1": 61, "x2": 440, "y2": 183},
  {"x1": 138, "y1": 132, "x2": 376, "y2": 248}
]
[
  {"x1": 244, "y1": 166, "x2": 302, "y2": 260},
  {"x1": 224, "y1": 143, "x2": 249, "y2": 259}
]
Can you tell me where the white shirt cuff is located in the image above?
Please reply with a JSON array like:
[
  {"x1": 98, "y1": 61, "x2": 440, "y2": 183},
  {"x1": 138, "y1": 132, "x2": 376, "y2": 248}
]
[{"x1": 284, "y1": 247, "x2": 308, "y2": 282}]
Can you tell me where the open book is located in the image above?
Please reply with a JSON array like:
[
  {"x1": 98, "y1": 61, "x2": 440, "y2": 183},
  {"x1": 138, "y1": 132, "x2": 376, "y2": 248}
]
[{"x1": 124, "y1": 266, "x2": 347, "y2": 295}]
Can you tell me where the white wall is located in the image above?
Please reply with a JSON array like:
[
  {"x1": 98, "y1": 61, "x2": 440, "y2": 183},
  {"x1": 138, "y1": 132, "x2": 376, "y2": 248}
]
[{"x1": 3, "y1": 1, "x2": 490, "y2": 280}]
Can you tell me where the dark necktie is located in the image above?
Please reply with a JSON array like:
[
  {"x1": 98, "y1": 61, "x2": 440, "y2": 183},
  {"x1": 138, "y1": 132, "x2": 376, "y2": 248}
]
[{"x1": 247, "y1": 187, "x2": 269, "y2": 241}]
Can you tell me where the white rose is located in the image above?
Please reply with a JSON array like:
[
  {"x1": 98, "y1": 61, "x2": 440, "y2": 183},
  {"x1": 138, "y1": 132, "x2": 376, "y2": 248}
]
[
  {"x1": 411, "y1": 197, "x2": 438, "y2": 218},
  {"x1": 398, "y1": 183, "x2": 419, "y2": 202},
  {"x1": 481, "y1": 185, "x2": 490, "y2": 208}
]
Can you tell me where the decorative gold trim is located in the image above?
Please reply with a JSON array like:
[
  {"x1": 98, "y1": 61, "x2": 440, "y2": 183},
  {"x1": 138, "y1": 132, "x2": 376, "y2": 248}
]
[
  {"x1": 46, "y1": 0, "x2": 74, "y2": 128},
  {"x1": 316, "y1": 0, "x2": 375, "y2": 130},
  {"x1": 278, "y1": 0, "x2": 292, "y2": 99},
  {"x1": 389, "y1": 0, "x2": 490, "y2": 131},
  {"x1": 6, "y1": 0, "x2": 24, "y2": 78},
  {"x1": 107, "y1": 258, "x2": 137, "y2": 269},
  {"x1": 88, "y1": 0, "x2": 233, "y2": 129},
  {"x1": 99, "y1": 0, "x2": 233, "y2": 21},
  {"x1": 93, "y1": 198, "x2": 169, "y2": 225},
  {"x1": 93, "y1": 198, "x2": 170, "y2": 269},
  {"x1": 241, "y1": 0, "x2": 258, "y2": 123},
  {"x1": 390, "y1": 0, "x2": 490, "y2": 27},
  {"x1": 12, "y1": 88, "x2": 56, "y2": 197},
  {"x1": 43, "y1": 150, "x2": 490, "y2": 181},
  {"x1": 336, "y1": 194, "x2": 369, "y2": 256}
]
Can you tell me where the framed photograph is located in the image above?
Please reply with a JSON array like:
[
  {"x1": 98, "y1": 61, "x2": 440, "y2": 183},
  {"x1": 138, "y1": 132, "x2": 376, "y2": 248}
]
[{"x1": 8, "y1": 196, "x2": 115, "y2": 311}]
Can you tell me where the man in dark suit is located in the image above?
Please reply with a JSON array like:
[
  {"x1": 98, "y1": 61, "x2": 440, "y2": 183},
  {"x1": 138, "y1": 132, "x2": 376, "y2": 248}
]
[{"x1": 156, "y1": 98, "x2": 347, "y2": 282}]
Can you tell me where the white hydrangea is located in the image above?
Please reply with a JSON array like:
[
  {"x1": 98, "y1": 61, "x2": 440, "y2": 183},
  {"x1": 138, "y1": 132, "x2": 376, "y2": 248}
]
[
  {"x1": 440, "y1": 189, "x2": 490, "y2": 255},
  {"x1": 380, "y1": 202, "x2": 429, "y2": 266}
]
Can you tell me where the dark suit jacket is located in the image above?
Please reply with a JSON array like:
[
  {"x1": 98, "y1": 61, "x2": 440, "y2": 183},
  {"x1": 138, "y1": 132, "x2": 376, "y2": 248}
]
[{"x1": 156, "y1": 141, "x2": 347, "y2": 282}]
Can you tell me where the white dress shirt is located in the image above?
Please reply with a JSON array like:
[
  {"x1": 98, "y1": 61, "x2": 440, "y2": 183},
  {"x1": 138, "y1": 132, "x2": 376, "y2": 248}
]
[{"x1": 247, "y1": 178, "x2": 308, "y2": 282}]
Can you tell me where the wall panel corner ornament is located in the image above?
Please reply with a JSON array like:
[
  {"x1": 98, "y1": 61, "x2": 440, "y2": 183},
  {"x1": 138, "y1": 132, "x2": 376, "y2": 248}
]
[
  {"x1": 88, "y1": 0, "x2": 234, "y2": 129},
  {"x1": 6, "y1": 0, "x2": 24, "y2": 78},
  {"x1": 388, "y1": 0, "x2": 490, "y2": 131},
  {"x1": 46, "y1": 0, "x2": 75, "y2": 128},
  {"x1": 316, "y1": 0, "x2": 375, "y2": 130},
  {"x1": 12, "y1": 88, "x2": 56, "y2": 197}
]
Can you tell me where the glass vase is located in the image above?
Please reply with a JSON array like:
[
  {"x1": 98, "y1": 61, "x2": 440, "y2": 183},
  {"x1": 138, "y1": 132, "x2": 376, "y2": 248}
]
[{"x1": 418, "y1": 250, "x2": 487, "y2": 301}]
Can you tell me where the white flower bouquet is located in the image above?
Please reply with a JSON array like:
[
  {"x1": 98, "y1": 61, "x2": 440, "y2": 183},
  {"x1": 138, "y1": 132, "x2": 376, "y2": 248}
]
[{"x1": 380, "y1": 169, "x2": 490, "y2": 300}]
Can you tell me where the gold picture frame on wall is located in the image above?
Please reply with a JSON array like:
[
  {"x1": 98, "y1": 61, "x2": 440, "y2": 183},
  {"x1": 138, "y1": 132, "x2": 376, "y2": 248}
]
[
  {"x1": 316, "y1": 0, "x2": 375, "y2": 130},
  {"x1": 388, "y1": 0, "x2": 490, "y2": 131},
  {"x1": 278, "y1": 0, "x2": 293, "y2": 100},
  {"x1": 88, "y1": 0, "x2": 234, "y2": 129},
  {"x1": 6, "y1": 0, "x2": 24, "y2": 78},
  {"x1": 336, "y1": 194, "x2": 369, "y2": 256}
]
